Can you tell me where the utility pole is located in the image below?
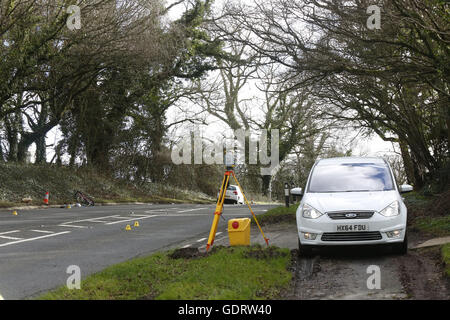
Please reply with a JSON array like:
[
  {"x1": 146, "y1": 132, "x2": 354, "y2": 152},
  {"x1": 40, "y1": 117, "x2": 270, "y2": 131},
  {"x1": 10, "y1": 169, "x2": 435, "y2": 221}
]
[{"x1": 284, "y1": 182, "x2": 290, "y2": 208}]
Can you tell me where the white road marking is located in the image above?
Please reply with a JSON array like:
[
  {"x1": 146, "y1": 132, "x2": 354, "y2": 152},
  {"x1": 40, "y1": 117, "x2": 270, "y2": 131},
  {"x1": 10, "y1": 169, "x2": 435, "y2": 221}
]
[
  {"x1": 63, "y1": 215, "x2": 121, "y2": 224},
  {"x1": 177, "y1": 207, "x2": 206, "y2": 213},
  {"x1": 144, "y1": 213, "x2": 206, "y2": 217},
  {"x1": 127, "y1": 214, "x2": 158, "y2": 217},
  {"x1": 135, "y1": 212, "x2": 253, "y2": 218},
  {"x1": 216, "y1": 232, "x2": 223, "y2": 235},
  {"x1": 0, "y1": 230, "x2": 20, "y2": 236},
  {"x1": 143, "y1": 208, "x2": 180, "y2": 214},
  {"x1": 0, "y1": 294, "x2": 3, "y2": 300},
  {"x1": 105, "y1": 215, "x2": 158, "y2": 225},
  {"x1": 0, "y1": 231, "x2": 71, "y2": 248},
  {"x1": 58, "y1": 224, "x2": 87, "y2": 229},
  {"x1": 0, "y1": 235, "x2": 23, "y2": 240},
  {"x1": 215, "y1": 236, "x2": 227, "y2": 242},
  {"x1": 182, "y1": 244, "x2": 192, "y2": 248},
  {"x1": 196, "y1": 238, "x2": 207, "y2": 242},
  {"x1": 109, "y1": 216, "x2": 134, "y2": 219},
  {"x1": 30, "y1": 230, "x2": 54, "y2": 234}
]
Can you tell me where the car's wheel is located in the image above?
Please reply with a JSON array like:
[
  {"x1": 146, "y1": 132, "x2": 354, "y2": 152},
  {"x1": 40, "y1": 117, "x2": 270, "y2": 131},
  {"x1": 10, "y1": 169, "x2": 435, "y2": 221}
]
[
  {"x1": 298, "y1": 238, "x2": 314, "y2": 257},
  {"x1": 392, "y1": 233, "x2": 408, "y2": 255}
]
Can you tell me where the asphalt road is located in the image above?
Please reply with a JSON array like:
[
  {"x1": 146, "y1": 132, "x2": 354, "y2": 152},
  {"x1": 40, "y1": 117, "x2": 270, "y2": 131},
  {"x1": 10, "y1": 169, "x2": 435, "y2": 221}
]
[{"x1": 0, "y1": 203, "x2": 275, "y2": 300}]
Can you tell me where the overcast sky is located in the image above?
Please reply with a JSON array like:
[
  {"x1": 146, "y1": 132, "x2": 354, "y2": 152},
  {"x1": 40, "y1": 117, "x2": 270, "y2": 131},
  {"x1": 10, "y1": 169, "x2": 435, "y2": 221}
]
[
  {"x1": 164, "y1": 1, "x2": 395, "y2": 159},
  {"x1": 39, "y1": 0, "x2": 396, "y2": 164}
]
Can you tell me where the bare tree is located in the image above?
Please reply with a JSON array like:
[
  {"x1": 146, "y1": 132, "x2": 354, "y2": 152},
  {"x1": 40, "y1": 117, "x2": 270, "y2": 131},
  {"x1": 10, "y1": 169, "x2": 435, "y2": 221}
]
[
  {"x1": 187, "y1": 17, "x2": 329, "y2": 194},
  {"x1": 212, "y1": 0, "x2": 449, "y2": 190}
]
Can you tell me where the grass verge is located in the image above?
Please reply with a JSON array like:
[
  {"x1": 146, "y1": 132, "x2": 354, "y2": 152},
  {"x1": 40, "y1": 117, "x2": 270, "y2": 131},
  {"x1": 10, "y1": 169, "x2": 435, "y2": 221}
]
[
  {"x1": 256, "y1": 203, "x2": 299, "y2": 226},
  {"x1": 93, "y1": 195, "x2": 213, "y2": 205},
  {"x1": 402, "y1": 191, "x2": 434, "y2": 209},
  {"x1": 403, "y1": 191, "x2": 450, "y2": 282},
  {"x1": 404, "y1": 191, "x2": 450, "y2": 237},
  {"x1": 38, "y1": 245, "x2": 291, "y2": 300},
  {"x1": 0, "y1": 163, "x2": 214, "y2": 209},
  {"x1": 413, "y1": 216, "x2": 450, "y2": 237}
]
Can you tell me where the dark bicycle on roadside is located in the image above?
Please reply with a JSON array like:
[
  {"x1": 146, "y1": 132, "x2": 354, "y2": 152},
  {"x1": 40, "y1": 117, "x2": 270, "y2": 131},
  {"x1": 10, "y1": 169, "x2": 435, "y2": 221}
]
[{"x1": 74, "y1": 190, "x2": 95, "y2": 206}]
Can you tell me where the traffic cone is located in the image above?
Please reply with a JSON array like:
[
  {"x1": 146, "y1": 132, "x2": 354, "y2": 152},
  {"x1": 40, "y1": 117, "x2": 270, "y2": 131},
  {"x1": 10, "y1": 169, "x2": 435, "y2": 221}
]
[
  {"x1": 125, "y1": 224, "x2": 131, "y2": 231},
  {"x1": 43, "y1": 192, "x2": 49, "y2": 205},
  {"x1": 134, "y1": 221, "x2": 139, "y2": 227},
  {"x1": 12, "y1": 210, "x2": 17, "y2": 216}
]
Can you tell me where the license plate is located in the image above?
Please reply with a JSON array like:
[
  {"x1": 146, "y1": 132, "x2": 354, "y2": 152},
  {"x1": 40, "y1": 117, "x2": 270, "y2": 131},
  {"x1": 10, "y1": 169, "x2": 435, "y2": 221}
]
[{"x1": 336, "y1": 224, "x2": 369, "y2": 232}]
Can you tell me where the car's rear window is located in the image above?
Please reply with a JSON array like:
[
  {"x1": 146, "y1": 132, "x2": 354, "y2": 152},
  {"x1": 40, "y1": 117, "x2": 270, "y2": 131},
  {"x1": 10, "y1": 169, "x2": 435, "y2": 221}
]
[
  {"x1": 227, "y1": 186, "x2": 236, "y2": 190},
  {"x1": 308, "y1": 163, "x2": 394, "y2": 192}
]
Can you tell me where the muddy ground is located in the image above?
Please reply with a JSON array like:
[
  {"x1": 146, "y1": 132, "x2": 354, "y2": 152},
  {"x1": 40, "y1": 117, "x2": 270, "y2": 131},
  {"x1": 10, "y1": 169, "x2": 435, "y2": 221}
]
[{"x1": 277, "y1": 225, "x2": 450, "y2": 300}]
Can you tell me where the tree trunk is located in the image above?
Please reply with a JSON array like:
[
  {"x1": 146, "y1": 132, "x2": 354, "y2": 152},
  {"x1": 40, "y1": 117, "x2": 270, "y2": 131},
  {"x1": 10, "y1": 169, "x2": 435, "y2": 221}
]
[
  {"x1": 399, "y1": 140, "x2": 416, "y2": 186},
  {"x1": 261, "y1": 174, "x2": 271, "y2": 196},
  {"x1": 0, "y1": 136, "x2": 3, "y2": 162},
  {"x1": 68, "y1": 135, "x2": 78, "y2": 167},
  {"x1": 5, "y1": 110, "x2": 22, "y2": 162},
  {"x1": 35, "y1": 135, "x2": 46, "y2": 164},
  {"x1": 17, "y1": 135, "x2": 33, "y2": 163}
]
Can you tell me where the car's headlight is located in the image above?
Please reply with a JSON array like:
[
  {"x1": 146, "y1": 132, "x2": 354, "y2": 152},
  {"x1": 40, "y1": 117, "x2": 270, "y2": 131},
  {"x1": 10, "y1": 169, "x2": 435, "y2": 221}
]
[
  {"x1": 379, "y1": 201, "x2": 400, "y2": 217},
  {"x1": 301, "y1": 203, "x2": 323, "y2": 219}
]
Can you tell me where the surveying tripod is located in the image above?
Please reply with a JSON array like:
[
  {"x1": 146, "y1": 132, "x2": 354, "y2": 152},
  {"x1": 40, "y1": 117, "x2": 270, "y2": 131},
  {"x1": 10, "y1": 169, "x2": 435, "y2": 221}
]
[{"x1": 206, "y1": 168, "x2": 269, "y2": 252}]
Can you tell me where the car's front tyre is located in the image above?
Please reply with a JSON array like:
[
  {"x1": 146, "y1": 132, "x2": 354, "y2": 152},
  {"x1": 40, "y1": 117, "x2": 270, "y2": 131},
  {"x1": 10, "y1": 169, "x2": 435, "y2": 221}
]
[
  {"x1": 298, "y1": 238, "x2": 314, "y2": 257},
  {"x1": 391, "y1": 233, "x2": 408, "y2": 255}
]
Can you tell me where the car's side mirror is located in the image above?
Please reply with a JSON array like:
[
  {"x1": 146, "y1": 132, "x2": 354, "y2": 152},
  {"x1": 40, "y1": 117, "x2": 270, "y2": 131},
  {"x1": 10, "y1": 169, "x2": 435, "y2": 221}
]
[
  {"x1": 290, "y1": 187, "x2": 303, "y2": 196},
  {"x1": 399, "y1": 184, "x2": 413, "y2": 193}
]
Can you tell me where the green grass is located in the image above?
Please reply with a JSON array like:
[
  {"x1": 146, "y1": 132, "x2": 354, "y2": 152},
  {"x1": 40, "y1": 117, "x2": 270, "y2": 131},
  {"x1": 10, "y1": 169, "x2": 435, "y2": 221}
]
[
  {"x1": 257, "y1": 203, "x2": 299, "y2": 226},
  {"x1": 403, "y1": 191, "x2": 434, "y2": 208},
  {"x1": 403, "y1": 191, "x2": 449, "y2": 237},
  {"x1": 94, "y1": 195, "x2": 212, "y2": 205},
  {"x1": 0, "y1": 200, "x2": 19, "y2": 208},
  {"x1": 0, "y1": 163, "x2": 214, "y2": 209},
  {"x1": 442, "y1": 244, "x2": 450, "y2": 278},
  {"x1": 38, "y1": 245, "x2": 291, "y2": 300},
  {"x1": 413, "y1": 216, "x2": 450, "y2": 237}
]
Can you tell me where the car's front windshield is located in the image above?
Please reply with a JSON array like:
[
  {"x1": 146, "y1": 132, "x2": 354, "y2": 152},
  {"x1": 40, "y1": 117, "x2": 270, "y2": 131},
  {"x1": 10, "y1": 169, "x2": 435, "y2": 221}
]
[{"x1": 308, "y1": 162, "x2": 394, "y2": 193}]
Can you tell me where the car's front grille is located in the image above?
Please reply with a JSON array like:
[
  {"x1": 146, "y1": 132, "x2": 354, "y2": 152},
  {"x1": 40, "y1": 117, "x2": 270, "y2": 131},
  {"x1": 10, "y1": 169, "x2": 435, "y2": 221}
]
[
  {"x1": 321, "y1": 231, "x2": 382, "y2": 242},
  {"x1": 327, "y1": 211, "x2": 374, "y2": 220}
]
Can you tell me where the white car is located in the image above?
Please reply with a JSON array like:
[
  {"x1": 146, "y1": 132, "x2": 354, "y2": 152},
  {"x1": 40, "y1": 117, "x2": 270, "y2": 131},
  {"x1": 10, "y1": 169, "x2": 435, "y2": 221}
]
[
  {"x1": 294, "y1": 157, "x2": 412, "y2": 256},
  {"x1": 217, "y1": 184, "x2": 244, "y2": 204}
]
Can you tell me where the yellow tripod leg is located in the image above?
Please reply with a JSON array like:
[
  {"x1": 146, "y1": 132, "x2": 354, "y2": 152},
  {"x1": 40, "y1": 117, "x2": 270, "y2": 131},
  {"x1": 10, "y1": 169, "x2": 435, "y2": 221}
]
[
  {"x1": 206, "y1": 172, "x2": 230, "y2": 251},
  {"x1": 231, "y1": 171, "x2": 270, "y2": 246}
]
